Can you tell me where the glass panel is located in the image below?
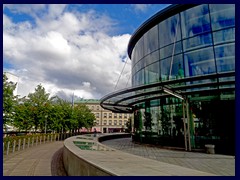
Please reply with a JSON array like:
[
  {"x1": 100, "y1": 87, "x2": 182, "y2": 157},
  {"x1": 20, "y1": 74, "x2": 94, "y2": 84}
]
[
  {"x1": 159, "y1": 14, "x2": 181, "y2": 48},
  {"x1": 213, "y1": 28, "x2": 235, "y2": 45},
  {"x1": 209, "y1": 4, "x2": 235, "y2": 31},
  {"x1": 144, "y1": 25, "x2": 159, "y2": 55},
  {"x1": 183, "y1": 33, "x2": 213, "y2": 52},
  {"x1": 146, "y1": 50, "x2": 160, "y2": 66},
  {"x1": 184, "y1": 47, "x2": 215, "y2": 77},
  {"x1": 131, "y1": 47, "x2": 137, "y2": 67},
  {"x1": 160, "y1": 54, "x2": 184, "y2": 81},
  {"x1": 215, "y1": 43, "x2": 235, "y2": 72},
  {"x1": 181, "y1": 5, "x2": 210, "y2": 38},
  {"x1": 160, "y1": 41, "x2": 182, "y2": 59},
  {"x1": 135, "y1": 69, "x2": 145, "y2": 86},
  {"x1": 145, "y1": 61, "x2": 159, "y2": 84},
  {"x1": 135, "y1": 37, "x2": 144, "y2": 62}
]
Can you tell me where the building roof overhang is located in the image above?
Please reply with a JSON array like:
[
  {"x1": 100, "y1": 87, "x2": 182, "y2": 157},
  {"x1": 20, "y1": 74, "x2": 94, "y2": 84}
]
[{"x1": 100, "y1": 72, "x2": 235, "y2": 113}]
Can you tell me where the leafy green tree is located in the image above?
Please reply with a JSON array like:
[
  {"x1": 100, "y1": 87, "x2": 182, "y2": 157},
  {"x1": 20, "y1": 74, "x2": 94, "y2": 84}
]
[
  {"x1": 13, "y1": 101, "x2": 34, "y2": 132},
  {"x1": 73, "y1": 104, "x2": 96, "y2": 132},
  {"x1": 24, "y1": 84, "x2": 55, "y2": 132},
  {"x1": 3, "y1": 73, "x2": 18, "y2": 126}
]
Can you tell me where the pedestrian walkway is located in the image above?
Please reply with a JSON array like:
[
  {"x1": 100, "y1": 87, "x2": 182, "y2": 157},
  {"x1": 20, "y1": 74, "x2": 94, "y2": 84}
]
[
  {"x1": 102, "y1": 138, "x2": 235, "y2": 176},
  {"x1": 3, "y1": 136, "x2": 235, "y2": 176},
  {"x1": 3, "y1": 141, "x2": 64, "y2": 176}
]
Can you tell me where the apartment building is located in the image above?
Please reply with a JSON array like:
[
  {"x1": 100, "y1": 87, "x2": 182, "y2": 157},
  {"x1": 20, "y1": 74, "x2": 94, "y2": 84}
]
[{"x1": 74, "y1": 99, "x2": 132, "y2": 133}]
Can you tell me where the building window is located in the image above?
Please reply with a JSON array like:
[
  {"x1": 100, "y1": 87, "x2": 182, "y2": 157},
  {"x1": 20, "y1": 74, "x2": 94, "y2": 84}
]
[
  {"x1": 114, "y1": 113, "x2": 117, "y2": 118},
  {"x1": 104, "y1": 120, "x2": 107, "y2": 125},
  {"x1": 96, "y1": 120, "x2": 99, "y2": 125},
  {"x1": 109, "y1": 120, "x2": 112, "y2": 125},
  {"x1": 104, "y1": 113, "x2": 107, "y2": 118},
  {"x1": 91, "y1": 106, "x2": 94, "y2": 110},
  {"x1": 96, "y1": 106, "x2": 99, "y2": 110},
  {"x1": 119, "y1": 120, "x2": 122, "y2": 125},
  {"x1": 96, "y1": 113, "x2": 99, "y2": 118},
  {"x1": 109, "y1": 113, "x2": 112, "y2": 118},
  {"x1": 119, "y1": 114, "x2": 122, "y2": 118},
  {"x1": 114, "y1": 120, "x2": 117, "y2": 125},
  {"x1": 124, "y1": 120, "x2": 127, "y2": 125},
  {"x1": 124, "y1": 114, "x2": 127, "y2": 119}
]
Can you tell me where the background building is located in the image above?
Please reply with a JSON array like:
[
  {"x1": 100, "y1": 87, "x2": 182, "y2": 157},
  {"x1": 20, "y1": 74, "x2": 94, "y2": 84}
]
[
  {"x1": 75, "y1": 99, "x2": 132, "y2": 133},
  {"x1": 4, "y1": 72, "x2": 19, "y2": 96},
  {"x1": 101, "y1": 4, "x2": 235, "y2": 155}
]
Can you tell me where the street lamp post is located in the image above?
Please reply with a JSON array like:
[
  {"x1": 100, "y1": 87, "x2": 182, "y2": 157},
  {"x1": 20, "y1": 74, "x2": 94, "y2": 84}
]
[{"x1": 45, "y1": 115, "x2": 48, "y2": 134}]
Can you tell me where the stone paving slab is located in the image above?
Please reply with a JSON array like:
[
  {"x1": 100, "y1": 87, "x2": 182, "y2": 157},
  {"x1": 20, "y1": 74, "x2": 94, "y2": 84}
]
[
  {"x1": 3, "y1": 141, "x2": 64, "y2": 176},
  {"x1": 102, "y1": 137, "x2": 235, "y2": 176}
]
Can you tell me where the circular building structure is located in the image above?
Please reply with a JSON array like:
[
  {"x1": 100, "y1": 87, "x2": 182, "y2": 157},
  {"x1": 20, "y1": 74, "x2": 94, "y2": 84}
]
[{"x1": 100, "y1": 4, "x2": 235, "y2": 155}]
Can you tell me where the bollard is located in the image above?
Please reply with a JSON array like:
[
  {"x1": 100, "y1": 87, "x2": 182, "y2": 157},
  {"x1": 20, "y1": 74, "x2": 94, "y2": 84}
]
[
  {"x1": 40, "y1": 136, "x2": 42, "y2": 145},
  {"x1": 13, "y1": 140, "x2": 16, "y2": 153},
  {"x1": 32, "y1": 137, "x2": 34, "y2": 147},
  {"x1": 23, "y1": 139, "x2": 26, "y2": 150},
  {"x1": 7, "y1": 141, "x2": 10, "y2": 155},
  {"x1": 18, "y1": 139, "x2": 21, "y2": 151},
  {"x1": 36, "y1": 136, "x2": 38, "y2": 146},
  {"x1": 205, "y1": 144, "x2": 215, "y2": 154},
  {"x1": 28, "y1": 138, "x2": 30, "y2": 148},
  {"x1": 51, "y1": 135, "x2": 53, "y2": 142}
]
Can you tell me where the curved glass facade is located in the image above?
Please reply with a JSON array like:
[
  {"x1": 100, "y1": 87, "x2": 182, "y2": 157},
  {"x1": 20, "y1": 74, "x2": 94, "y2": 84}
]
[
  {"x1": 101, "y1": 4, "x2": 235, "y2": 155},
  {"x1": 132, "y1": 4, "x2": 235, "y2": 86}
]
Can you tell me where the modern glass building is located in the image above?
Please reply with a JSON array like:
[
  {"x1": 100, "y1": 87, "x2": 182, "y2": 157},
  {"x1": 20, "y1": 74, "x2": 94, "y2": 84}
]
[{"x1": 100, "y1": 4, "x2": 235, "y2": 155}]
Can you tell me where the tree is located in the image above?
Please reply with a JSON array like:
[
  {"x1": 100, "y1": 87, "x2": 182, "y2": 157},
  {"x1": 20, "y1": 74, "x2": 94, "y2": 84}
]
[
  {"x1": 3, "y1": 73, "x2": 18, "y2": 126},
  {"x1": 24, "y1": 84, "x2": 54, "y2": 132}
]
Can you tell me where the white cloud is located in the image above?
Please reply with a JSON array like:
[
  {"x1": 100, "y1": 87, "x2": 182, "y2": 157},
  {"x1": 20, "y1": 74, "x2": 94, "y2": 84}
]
[
  {"x1": 3, "y1": 4, "x2": 131, "y2": 101},
  {"x1": 132, "y1": 4, "x2": 150, "y2": 13}
]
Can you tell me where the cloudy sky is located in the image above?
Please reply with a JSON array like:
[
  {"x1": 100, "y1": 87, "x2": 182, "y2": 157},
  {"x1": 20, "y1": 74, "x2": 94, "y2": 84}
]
[{"x1": 3, "y1": 4, "x2": 170, "y2": 101}]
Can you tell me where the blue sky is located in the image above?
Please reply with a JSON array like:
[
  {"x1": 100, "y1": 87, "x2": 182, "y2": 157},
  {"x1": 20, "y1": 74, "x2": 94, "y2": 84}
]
[{"x1": 3, "y1": 4, "x2": 170, "y2": 100}]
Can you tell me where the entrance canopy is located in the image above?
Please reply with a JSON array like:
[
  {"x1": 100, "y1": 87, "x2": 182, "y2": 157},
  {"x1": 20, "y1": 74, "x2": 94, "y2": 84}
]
[{"x1": 100, "y1": 72, "x2": 234, "y2": 113}]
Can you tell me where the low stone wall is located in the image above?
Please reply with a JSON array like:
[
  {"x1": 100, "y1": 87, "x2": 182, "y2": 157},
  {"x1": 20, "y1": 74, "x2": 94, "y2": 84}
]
[
  {"x1": 63, "y1": 133, "x2": 130, "y2": 176},
  {"x1": 62, "y1": 133, "x2": 216, "y2": 176}
]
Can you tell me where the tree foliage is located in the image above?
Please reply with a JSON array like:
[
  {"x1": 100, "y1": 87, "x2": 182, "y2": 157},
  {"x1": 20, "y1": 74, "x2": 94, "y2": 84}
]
[
  {"x1": 3, "y1": 81, "x2": 96, "y2": 133},
  {"x1": 3, "y1": 73, "x2": 18, "y2": 125}
]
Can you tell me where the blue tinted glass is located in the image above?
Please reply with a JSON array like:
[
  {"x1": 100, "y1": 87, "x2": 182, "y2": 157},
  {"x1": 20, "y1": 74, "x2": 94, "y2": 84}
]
[
  {"x1": 160, "y1": 41, "x2": 182, "y2": 59},
  {"x1": 215, "y1": 44, "x2": 235, "y2": 72},
  {"x1": 213, "y1": 28, "x2": 235, "y2": 45},
  {"x1": 184, "y1": 47, "x2": 215, "y2": 77},
  {"x1": 160, "y1": 54, "x2": 183, "y2": 81},
  {"x1": 145, "y1": 62, "x2": 159, "y2": 84},
  {"x1": 146, "y1": 50, "x2": 160, "y2": 66},
  {"x1": 144, "y1": 25, "x2": 159, "y2": 55},
  {"x1": 209, "y1": 4, "x2": 235, "y2": 31},
  {"x1": 181, "y1": 5, "x2": 210, "y2": 38},
  {"x1": 159, "y1": 14, "x2": 181, "y2": 47},
  {"x1": 183, "y1": 33, "x2": 213, "y2": 52}
]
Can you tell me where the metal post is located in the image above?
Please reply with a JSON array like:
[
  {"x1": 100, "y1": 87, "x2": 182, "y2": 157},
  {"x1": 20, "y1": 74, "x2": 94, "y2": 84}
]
[
  {"x1": 7, "y1": 141, "x2": 10, "y2": 155},
  {"x1": 182, "y1": 101, "x2": 188, "y2": 151},
  {"x1": 186, "y1": 100, "x2": 191, "y2": 151}
]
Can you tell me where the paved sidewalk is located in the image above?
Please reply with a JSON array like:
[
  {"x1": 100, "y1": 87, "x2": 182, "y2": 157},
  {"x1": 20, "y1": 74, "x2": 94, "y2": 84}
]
[
  {"x1": 3, "y1": 141, "x2": 64, "y2": 176},
  {"x1": 3, "y1": 136, "x2": 235, "y2": 176},
  {"x1": 102, "y1": 138, "x2": 235, "y2": 176}
]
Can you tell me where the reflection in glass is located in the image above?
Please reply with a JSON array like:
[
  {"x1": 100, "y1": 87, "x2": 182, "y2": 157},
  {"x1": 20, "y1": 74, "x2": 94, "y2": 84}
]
[
  {"x1": 213, "y1": 28, "x2": 235, "y2": 45},
  {"x1": 209, "y1": 4, "x2": 235, "y2": 31},
  {"x1": 160, "y1": 54, "x2": 183, "y2": 81},
  {"x1": 144, "y1": 25, "x2": 159, "y2": 55},
  {"x1": 184, "y1": 47, "x2": 215, "y2": 77},
  {"x1": 183, "y1": 33, "x2": 212, "y2": 52},
  {"x1": 215, "y1": 43, "x2": 235, "y2": 73},
  {"x1": 181, "y1": 4, "x2": 210, "y2": 38},
  {"x1": 159, "y1": 14, "x2": 181, "y2": 48},
  {"x1": 160, "y1": 41, "x2": 182, "y2": 59},
  {"x1": 145, "y1": 62, "x2": 159, "y2": 84}
]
